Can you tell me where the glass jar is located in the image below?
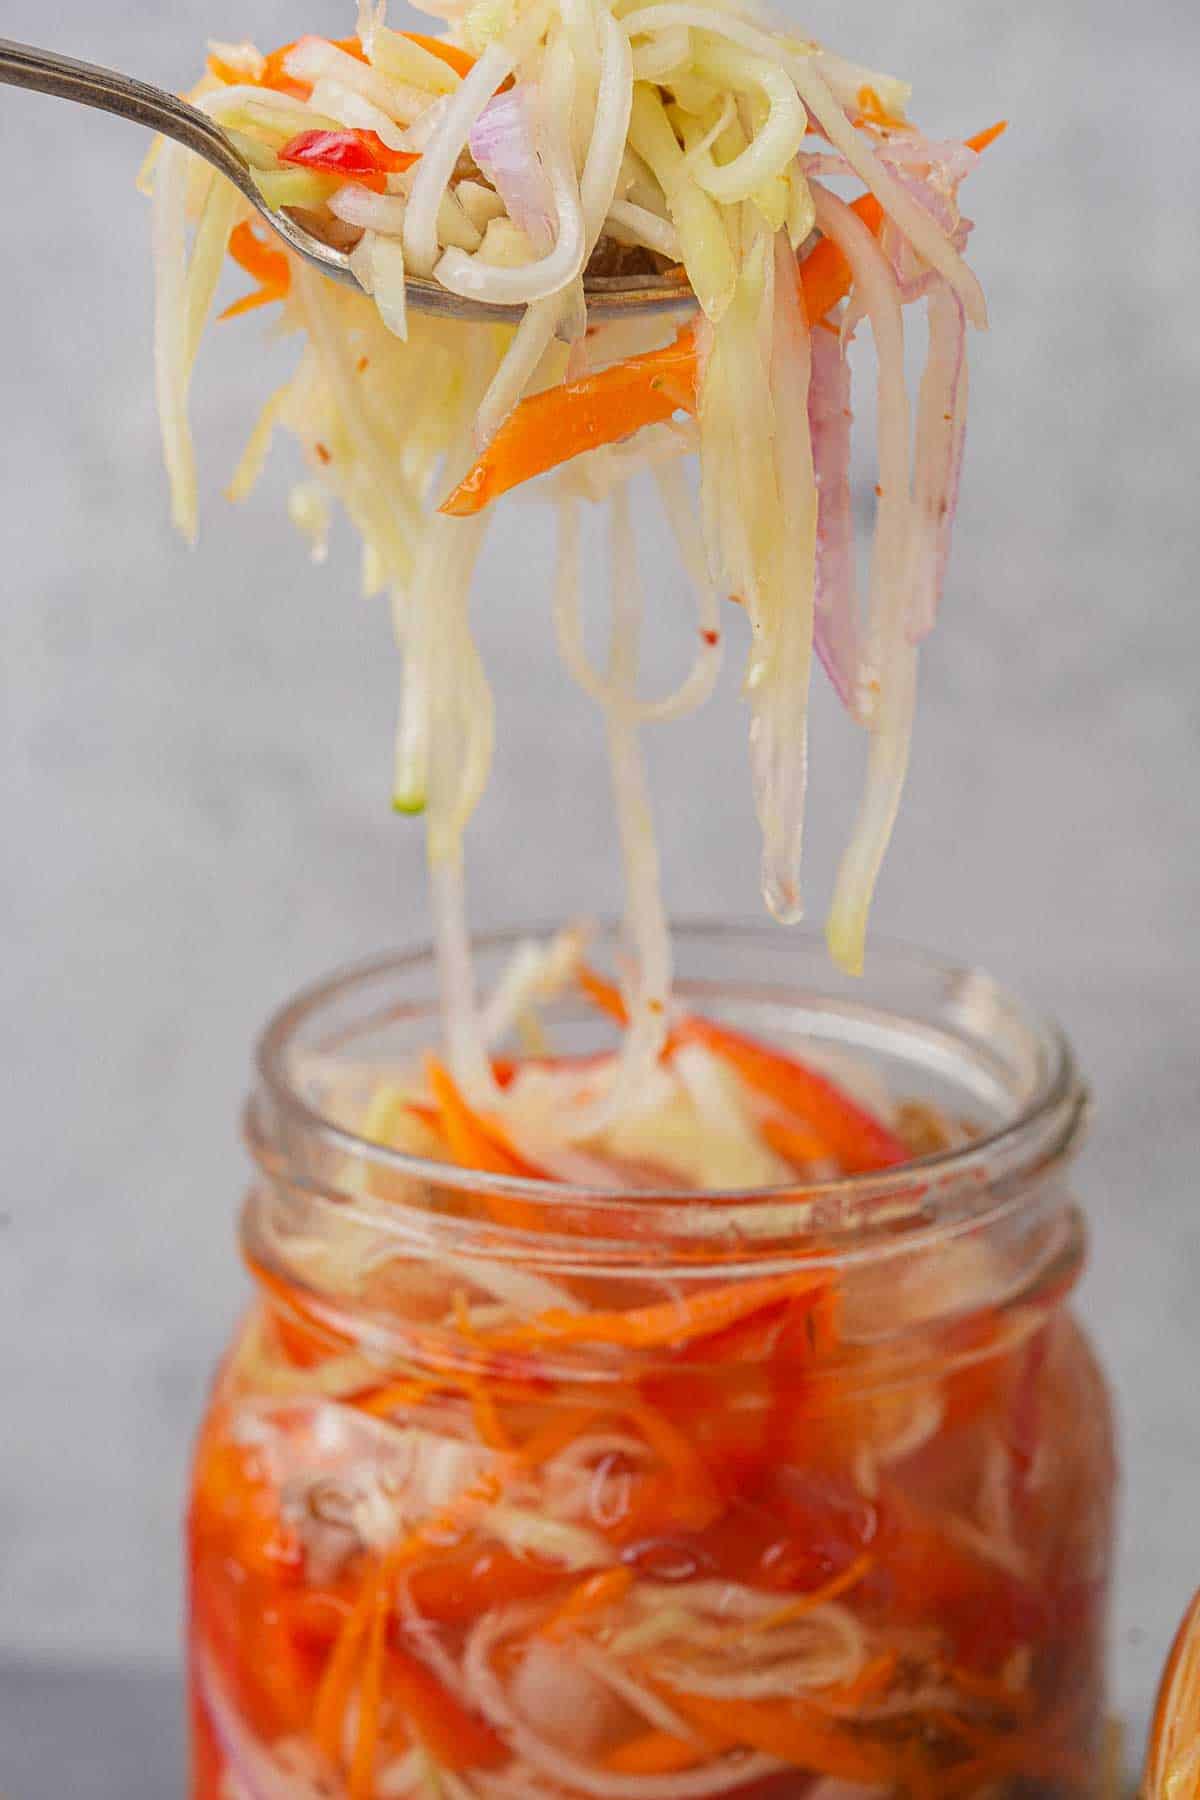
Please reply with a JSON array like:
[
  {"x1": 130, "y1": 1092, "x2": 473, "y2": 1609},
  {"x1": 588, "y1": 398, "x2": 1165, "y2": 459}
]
[{"x1": 187, "y1": 926, "x2": 1116, "y2": 1800}]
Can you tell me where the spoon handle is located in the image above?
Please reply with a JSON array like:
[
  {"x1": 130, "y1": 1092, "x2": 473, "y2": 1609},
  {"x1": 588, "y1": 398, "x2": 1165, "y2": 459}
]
[
  {"x1": 0, "y1": 37, "x2": 253, "y2": 191},
  {"x1": 0, "y1": 36, "x2": 367, "y2": 283}
]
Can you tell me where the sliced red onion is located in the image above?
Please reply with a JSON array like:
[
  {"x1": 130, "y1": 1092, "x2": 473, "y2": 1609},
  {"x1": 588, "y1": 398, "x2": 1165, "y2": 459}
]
[
  {"x1": 808, "y1": 328, "x2": 860, "y2": 712},
  {"x1": 801, "y1": 136, "x2": 975, "y2": 303},
  {"x1": 469, "y1": 87, "x2": 556, "y2": 255},
  {"x1": 909, "y1": 277, "x2": 967, "y2": 641}
]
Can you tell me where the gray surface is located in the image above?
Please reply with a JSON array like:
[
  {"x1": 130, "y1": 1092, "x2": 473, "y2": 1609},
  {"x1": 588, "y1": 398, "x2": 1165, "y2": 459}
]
[
  {"x1": 0, "y1": 1664, "x2": 184, "y2": 1800},
  {"x1": 1, "y1": 0, "x2": 1198, "y2": 1789}
]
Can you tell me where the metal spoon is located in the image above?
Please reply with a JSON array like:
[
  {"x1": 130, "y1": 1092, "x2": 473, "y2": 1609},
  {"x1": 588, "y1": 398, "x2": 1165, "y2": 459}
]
[{"x1": 0, "y1": 35, "x2": 694, "y2": 324}]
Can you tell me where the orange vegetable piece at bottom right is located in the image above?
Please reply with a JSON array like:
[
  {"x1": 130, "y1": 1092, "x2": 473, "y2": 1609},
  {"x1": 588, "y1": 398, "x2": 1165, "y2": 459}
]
[{"x1": 1143, "y1": 1589, "x2": 1200, "y2": 1796}]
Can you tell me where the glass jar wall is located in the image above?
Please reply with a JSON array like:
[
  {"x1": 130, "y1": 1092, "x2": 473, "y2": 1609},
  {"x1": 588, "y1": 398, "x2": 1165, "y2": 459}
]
[{"x1": 187, "y1": 927, "x2": 1116, "y2": 1799}]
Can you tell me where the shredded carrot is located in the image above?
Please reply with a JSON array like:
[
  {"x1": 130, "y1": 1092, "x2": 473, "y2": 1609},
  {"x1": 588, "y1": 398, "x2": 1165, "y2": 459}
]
[
  {"x1": 440, "y1": 191, "x2": 885, "y2": 518},
  {"x1": 207, "y1": 36, "x2": 369, "y2": 99},
  {"x1": 540, "y1": 1566, "x2": 635, "y2": 1637},
  {"x1": 440, "y1": 324, "x2": 699, "y2": 518},
  {"x1": 388, "y1": 1645, "x2": 508, "y2": 1770},
  {"x1": 247, "y1": 1258, "x2": 356, "y2": 1356},
  {"x1": 205, "y1": 51, "x2": 253, "y2": 86},
  {"x1": 604, "y1": 1729, "x2": 733, "y2": 1775},
  {"x1": 402, "y1": 30, "x2": 477, "y2": 78},
  {"x1": 578, "y1": 964, "x2": 634, "y2": 1029},
  {"x1": 313, "y1": 1562, "x2": 383, "y2": 1762},
  {"x1": 489, "y1": 1270, "x2": 827, "y2": 1353},
  {"x1": 260, "y1": 35, "x2": 368, "y2": 99},
  {"x1": 616, "y1": 1390, "x2": 724, "y2": 1520},
  {"x1": 655, "y1": 1686, "x2": 898, "y2": 1782},
  {"x1": 218, "y1": 285, "x2": 289, "y2": 323},
  {"x1": 822, "y1": 1649, "x2": 899, "y2": 1710},
  {"x1": 425, "y1": 1055, "x2": 546, "y2": 1229},
  {"x1": 942, "y1": 1659, "x2": 1035, "y2": 1717},
  {"x1": 761, "y1": 1112, "x2": 835, "y2": 1167},
  {"x1": 442, "y1": 126, "x2": 1005, "y2": 518},
  {"x1": 715, "y1": 1551, "x2": 874, "y2": 1643},
  {"x1": 348, "y1": 1577, "x2": 389, "y2": 1799},
  {"x1": 467, "y1": 1375, "x2": 512, "y2": 1450},
  {"x1": 513, "y1": 1402, "x2": 617, "y2": 1466},
  {"x1": 221, "y1": 220, "x2": 292, "y2": 322},
  {"x1": 855, "y1": 84, "x2": 908, "y2": 130},
  {"x1": 967, "y1": 120, "x2": 1009, "y2": 154},
  {"x1": 356, "y1": 1375, "x2": 445, "y2": 1417}
]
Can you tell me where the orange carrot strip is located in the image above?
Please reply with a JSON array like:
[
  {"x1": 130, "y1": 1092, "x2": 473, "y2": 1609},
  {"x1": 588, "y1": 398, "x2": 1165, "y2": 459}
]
[
  {"x1": 388, "y1": 1645, "x2": 508, "y2": 1770},
  {"x1": 672, "y1": 1016, "x2": 908, "y2": 1175},
  {"x1": 540, "y1": 1566, "x2": 634, "y2": 1638},
  {"x1": 258, "y1": 35, "x2": 368, "y2": 99},
  {"x1": 356, "y1": 1376, "x2": 445, "y2": 1418},
  {"x1": 443, "y1": 127, "x2": 1005, "y2": 518},
  {"x1": 467, "y1": 1377, "x2": 512, "y2": 1450},
  {"x1": 714, "y1": 1551, "x2": 874, "y2": 1643},
  {"x1": 210, "y1": 38, "x2": 368, "y2": 100},
  {"x1": 426, "y1": 1055, "x2": 546, "y2": 1229},
  {"x1": 313, "y1": 1563, "x2": 384, "y2": 1761},
  {"x1": 513, "y1": 1403, "x2": 618, "y2": 1467},
  {"x1": 490, "y1": 1270, "x2": 827, "y2": 1353},
  {"x1": 221, "y1": 220, "x2": 292, "y2": 322},
  {"x1": 761, "y1": 1113, "x2": 835, "y2": 1167},
  {"x1": 967, "y1": 120, "x2": 1008, "y2": 154},
  {"x1": 348, "y1": 1577, "x2": 389, "y2": 1799},
  {"x1": 822, "y1": 1650, "x2": 899, "y2": 1710},
  {"x1": 441, "y1": 192, "x2": 884, "y2": 519},
  {"x1": 942, "y1": 1660, "x2": 1035, "y2": 1717},
  {"x1": 426, "y1": 1057, "x2": 540, "y2": 1179},
  {"x1": 855, "y1": 85, "x2": 907, "y2": 131},
  {"x1": 403, "y1": 31, "x2": 478, "y2": 78},
  {"x1": 604, "y1": 1730, "x2": 734, "y2": 1775},
  {"x1": 226, "y1": 220, "x2": 291, "y2": 287},
  {"x1": 316, "y1": 1459, "x2": 514, "y2": 1762},
  {"x1": 616, "y1": 1391, "x2": 724, "y2": 1521},
  {"x1": 218, "y1": 284, "x2": 288, "y2": 323},
  {"x1": 578, "y1": 964, "x2": 633, "y2": 1029},
  {"x1": 441, "y1": 325, "x2": 699, "y2": 517},
  {"x1": 656, "y1": 1687, "x2": 898, "y2": 1782}
]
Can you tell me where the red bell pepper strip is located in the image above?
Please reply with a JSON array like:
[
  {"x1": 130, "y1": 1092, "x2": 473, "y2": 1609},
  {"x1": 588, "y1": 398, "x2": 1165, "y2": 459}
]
[
  {"x1": 672, "y1": 1014, "x2": 909, "y2": 1175},
  {"x1": 574, "y1": 963, "x2": 907, "y2": 1175},
  {"x1": 277, "y1": 127, "x2": 419, "y2": 190}
]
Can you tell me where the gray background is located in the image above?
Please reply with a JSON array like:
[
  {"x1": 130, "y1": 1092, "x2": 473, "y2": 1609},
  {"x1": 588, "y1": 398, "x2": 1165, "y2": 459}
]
[{"x1": 2, "y1": 0, "x2": 1198, "y2": 1789}]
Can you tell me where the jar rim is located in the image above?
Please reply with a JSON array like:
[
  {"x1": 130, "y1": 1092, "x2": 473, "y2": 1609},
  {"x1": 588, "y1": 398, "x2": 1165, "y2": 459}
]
[{"x1": 248, "y1": 922, "x2": 1089, "y2": 1262}]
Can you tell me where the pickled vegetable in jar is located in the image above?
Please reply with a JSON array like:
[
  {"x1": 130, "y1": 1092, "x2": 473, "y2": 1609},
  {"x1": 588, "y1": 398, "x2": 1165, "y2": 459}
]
[{"x1": 188, "y1": 928, "x2": 1116, "y2": 1800}]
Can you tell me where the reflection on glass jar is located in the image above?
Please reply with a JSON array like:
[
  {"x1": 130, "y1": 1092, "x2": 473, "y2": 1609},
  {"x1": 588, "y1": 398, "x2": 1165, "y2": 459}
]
[{"x1": 187, "y1": 927, "x2": 1117, "y2": 1800}]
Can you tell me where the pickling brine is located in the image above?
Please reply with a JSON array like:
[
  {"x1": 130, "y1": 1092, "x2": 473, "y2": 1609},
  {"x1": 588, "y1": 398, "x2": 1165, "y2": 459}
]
[{"x1": 187, "y1": 929, "x2": 1116, "y2": 1800}]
